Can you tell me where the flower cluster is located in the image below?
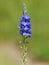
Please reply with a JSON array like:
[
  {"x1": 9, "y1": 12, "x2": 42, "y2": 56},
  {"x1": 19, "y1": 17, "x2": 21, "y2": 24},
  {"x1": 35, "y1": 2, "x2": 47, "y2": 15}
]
[{"x1": 18, "y1": 5, "x2": 31, "y2": 38}]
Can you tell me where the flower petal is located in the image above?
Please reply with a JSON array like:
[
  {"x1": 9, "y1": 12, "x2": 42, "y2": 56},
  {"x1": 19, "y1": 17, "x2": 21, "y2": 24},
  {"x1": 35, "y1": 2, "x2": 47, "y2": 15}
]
[
  {"x1": 18, "y1": 24, "x2": 25, "y2": 29},
  {"x1": 20, "y1": 14, "x2": 30, "y2": 22}
]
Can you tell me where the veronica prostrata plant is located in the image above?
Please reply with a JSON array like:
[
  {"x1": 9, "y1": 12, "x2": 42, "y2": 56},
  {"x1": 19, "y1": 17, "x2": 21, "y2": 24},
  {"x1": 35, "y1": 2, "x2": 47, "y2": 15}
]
[{"x1": 18, "y1": 3, "x2": 31, "y2": 65}]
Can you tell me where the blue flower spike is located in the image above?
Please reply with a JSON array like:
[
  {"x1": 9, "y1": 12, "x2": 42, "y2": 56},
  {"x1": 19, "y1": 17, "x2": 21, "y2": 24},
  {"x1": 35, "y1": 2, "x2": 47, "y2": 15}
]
[
  {"x1": 18, "y1": 3, "x2": 31, "y2": 65},
  {"x1": 18, "y1": 3, "x2": 31, "y2": 38}
]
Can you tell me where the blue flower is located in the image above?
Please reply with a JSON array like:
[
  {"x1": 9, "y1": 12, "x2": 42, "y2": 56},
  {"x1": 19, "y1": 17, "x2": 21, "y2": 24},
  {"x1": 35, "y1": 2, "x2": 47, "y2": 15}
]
[
  {"x1": 19, "y1": 30, "x2": 31, "y2": 38},
  {"x1": 18, "y1": 5, "x2": 31, "y2": 38},
  {"x1": 20, "y1": 14, "x2": 30, "y2": 23}
]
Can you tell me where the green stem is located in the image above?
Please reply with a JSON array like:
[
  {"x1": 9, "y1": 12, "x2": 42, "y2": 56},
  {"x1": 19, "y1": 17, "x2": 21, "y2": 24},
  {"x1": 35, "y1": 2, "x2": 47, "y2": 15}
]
[{"x1": 22, "y1": 37, "x2": 27, "y2": 65}]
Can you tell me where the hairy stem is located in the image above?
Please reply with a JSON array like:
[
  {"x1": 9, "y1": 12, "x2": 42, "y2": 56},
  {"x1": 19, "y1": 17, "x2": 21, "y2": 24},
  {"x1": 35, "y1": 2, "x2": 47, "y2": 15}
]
[{"x1": 22, "y1": 37, "x2": 27, "y2": 65}]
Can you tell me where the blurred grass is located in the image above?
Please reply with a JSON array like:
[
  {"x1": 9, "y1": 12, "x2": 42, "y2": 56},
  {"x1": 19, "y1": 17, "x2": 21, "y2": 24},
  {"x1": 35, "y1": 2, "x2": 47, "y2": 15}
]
[{"x1": 0, "y1": 0, "x2": 49, "y2": 61}]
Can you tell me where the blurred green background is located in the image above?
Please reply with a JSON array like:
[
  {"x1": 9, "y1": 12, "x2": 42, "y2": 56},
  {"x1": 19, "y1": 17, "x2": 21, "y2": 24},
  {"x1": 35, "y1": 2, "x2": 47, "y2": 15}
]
[{"x1": 0, "y1": 0, "x2": 49, "y2": 62}]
